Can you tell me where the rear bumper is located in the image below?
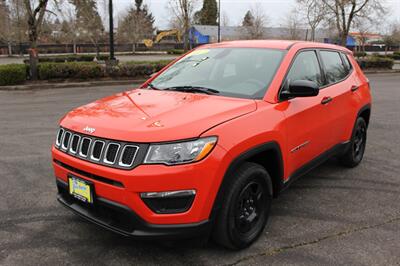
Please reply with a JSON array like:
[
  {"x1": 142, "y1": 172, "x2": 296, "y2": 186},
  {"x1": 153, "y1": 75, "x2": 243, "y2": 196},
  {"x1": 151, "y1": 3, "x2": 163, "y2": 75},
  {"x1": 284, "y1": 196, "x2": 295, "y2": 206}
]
[{"x1": 57, "y1": 179, "x2": 212, "y2": 239}]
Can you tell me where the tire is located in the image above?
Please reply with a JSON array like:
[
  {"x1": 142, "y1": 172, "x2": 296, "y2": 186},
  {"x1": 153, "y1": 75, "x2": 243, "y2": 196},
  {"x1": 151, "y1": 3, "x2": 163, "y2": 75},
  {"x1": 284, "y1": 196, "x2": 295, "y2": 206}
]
[
  {"x1": 212, "y1": 162, "x2": 273, "y2": 250},
  {"x1": 339, "y1": 117, "x2": 367, "y2": 168}
]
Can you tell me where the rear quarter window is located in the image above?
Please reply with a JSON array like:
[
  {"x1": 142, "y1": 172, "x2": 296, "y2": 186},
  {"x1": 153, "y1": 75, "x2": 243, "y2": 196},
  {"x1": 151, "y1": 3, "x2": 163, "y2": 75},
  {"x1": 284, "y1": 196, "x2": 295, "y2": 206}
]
[
  {"x1": 341, "y1": 53, "x2": 353, "y2": 72},
  {"x1": 320, "y1": 51, "x2": 348, "y2": 84}
]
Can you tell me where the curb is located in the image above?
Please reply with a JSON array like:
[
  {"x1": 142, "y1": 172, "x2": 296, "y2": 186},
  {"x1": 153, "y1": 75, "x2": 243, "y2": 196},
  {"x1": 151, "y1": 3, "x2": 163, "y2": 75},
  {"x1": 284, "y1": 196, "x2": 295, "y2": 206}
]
[
  {"x1": 0, "y1": 79, "x2": 146, "y2": 91},
  {"x1": 364, "y1": 70, "x2": 400, "y2": 74}
]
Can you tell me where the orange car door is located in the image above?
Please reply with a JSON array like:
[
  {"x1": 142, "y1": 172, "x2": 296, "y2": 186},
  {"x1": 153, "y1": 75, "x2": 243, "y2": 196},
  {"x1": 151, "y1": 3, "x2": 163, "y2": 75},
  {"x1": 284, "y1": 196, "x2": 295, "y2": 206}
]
[
  {"x1": 319, "y1": 51, "x2": 362, "y2": 145},
  {"x1": 279, "y1": 50, "x2": 333, "y2": 177}
]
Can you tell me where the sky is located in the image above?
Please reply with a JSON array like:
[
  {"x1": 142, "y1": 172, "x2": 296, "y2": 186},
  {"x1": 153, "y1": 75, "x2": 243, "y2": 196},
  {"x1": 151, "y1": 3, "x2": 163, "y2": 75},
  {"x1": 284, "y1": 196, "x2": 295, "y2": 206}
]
[{"x1": 109, "y1": 0, "x2": 400, "y2": 30}]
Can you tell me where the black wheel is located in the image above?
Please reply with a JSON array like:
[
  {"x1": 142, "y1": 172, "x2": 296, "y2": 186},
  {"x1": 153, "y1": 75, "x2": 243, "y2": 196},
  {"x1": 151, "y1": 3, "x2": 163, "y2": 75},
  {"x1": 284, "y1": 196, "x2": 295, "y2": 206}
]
[
  {"x1": 212, "y1": 162, "x2": 273, "y2": 250},
  {"x1": 339, "y1": 117, "x2": 367, "y2": 167}
]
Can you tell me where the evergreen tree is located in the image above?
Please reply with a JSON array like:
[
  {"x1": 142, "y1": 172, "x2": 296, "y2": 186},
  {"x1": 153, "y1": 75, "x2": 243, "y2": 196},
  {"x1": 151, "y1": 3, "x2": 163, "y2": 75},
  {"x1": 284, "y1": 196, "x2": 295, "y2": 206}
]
[
  {"x1": 118, "y1": 1, "x2": 155, "y2": 51},
  {"x1": 135, "y1": 0, "x2": 143, "y2": 12},
  {"x1": 70, "y1": 0, "x2": 104, "y2": 56},
  {"x1": 199, "y1": 0, "x2": 218, "y2": 25},
  {"x1": 193, "y1": 10, "x2": 202, "y2": 25},
  {"x1": 242, "y1": 10, "x2": 254, "y2": 27}
]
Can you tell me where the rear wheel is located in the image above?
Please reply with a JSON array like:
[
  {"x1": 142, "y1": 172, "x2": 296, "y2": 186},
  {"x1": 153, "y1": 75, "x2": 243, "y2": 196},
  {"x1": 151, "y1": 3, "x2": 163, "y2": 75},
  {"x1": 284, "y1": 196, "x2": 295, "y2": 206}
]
[
  {"x1": 212, "y1": 162, "x2": 272, "y2": 250},
  {"x1": 339, "y1": 117, "x2": 367, "y2": 167}
]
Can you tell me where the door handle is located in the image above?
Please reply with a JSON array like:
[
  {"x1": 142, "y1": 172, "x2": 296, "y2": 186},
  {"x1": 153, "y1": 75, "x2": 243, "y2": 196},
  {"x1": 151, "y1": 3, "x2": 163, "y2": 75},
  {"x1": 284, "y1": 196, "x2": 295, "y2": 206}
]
[
  {"x1": 351, "y1": 85, "x2": 359, "y2": 92},
  {"x1": 321, "y1": 97, "x2": 333, "y2": 105}
]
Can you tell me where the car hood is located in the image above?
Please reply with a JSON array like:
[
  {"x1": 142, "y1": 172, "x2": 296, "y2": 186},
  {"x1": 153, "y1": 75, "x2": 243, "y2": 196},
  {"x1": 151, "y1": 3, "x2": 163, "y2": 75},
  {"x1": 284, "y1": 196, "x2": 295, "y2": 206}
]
[{"x1": 60, "y1": 89, "x2": 257, "y2": 142}]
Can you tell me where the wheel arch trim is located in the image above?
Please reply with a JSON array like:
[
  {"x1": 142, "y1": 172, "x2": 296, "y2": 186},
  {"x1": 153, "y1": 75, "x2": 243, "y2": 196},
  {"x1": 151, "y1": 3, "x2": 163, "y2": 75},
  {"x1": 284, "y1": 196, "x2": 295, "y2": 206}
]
[
  {"x1": 209, "y1": 141, "x2": 284, "y2": 220},
  {"x1": 357, "y1": 104, "x2": 371, "y2": 127}
]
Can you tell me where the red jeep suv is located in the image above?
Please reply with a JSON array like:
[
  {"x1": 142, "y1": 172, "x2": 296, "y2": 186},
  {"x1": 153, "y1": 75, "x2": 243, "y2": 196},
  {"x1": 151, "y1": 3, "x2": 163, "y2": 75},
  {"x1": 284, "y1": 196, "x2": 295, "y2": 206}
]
[{"x1": 52, "y1": 41, "x2": 371, "y2": 249}]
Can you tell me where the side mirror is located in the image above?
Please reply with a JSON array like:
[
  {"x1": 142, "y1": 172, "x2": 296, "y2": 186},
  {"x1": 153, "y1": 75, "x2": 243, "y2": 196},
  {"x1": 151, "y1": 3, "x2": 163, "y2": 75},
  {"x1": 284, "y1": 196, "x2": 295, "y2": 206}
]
[{"x1": 281, "y1": 80, "x2": 319, "y2": 99}]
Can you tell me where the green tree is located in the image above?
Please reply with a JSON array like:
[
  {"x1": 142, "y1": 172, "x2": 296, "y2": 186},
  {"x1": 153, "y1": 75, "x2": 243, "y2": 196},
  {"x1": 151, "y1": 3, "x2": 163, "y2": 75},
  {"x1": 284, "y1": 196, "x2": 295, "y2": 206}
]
[
  {"x1": 71, "y1": 0, "x2": 104, "y2": 57},
  {"x1": 193, "y1": 9, "x2": 201, "y2": 24},
  {"x1": 135, "y1": 0, "x2": 143, "y2": 11},
  {"x1": 242, "y1": 10, "x2": 254, "y2": 27},
  {"x1": 199, "y1": 0, "x2": 217, "y2": 25},
  {"x1": 118, "y1": 0, "x2": 155, "y2": 52},
  {"x1": 241, "y1": 6, "x2": 267, "y2": 40}
]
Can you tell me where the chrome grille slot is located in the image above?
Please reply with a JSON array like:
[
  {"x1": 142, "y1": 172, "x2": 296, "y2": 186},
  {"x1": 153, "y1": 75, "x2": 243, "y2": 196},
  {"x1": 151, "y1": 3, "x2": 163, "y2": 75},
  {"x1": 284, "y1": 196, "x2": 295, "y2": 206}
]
[
  {"x1": 119, "y1": 145, "x2": 138, "y2": 167},
  {"x1": 56, "y1": 128, "x2": 64, "y2": 147},
  {"x1": 91, "y1": 140, "x2": 105, "y2": 161},
  {"x1": 104, "y1": 143, "x2": 120, "y2": 164},
  {"x1": 79, "y1": 137, "x2": 91, "y2": 157},
  {"x1": 55, "y1": 127, "x2": 143, "y2": 170},
  {"x1": 62, "y1": 131, "x2": 71, "y2": 150},
  {"x1": 70, "y1": 135, "x2": 81, "y2": 154}
]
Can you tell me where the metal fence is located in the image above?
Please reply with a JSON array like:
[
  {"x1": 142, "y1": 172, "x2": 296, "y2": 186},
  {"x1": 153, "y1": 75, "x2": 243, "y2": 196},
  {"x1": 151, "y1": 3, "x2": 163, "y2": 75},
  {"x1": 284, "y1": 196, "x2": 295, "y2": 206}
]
[
  {"x1": 0, "y1": 42, "x2": 398, "y2": 56},
  {"x1": 0, "y1": 43, "x2": 185, "y2": 55}
]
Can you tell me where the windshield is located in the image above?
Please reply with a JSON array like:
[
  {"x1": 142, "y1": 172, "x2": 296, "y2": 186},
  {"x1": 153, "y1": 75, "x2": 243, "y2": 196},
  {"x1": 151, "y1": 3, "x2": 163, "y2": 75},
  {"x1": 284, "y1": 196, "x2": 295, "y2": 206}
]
[{"x1": 150, "y1": 48, "x2": 286, "y2": 99}]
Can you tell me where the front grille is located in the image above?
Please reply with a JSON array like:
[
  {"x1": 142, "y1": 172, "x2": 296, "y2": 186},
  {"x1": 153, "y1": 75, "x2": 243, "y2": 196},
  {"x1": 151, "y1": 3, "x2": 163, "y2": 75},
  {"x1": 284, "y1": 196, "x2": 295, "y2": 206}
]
[
  {"x1": 70, "y1": 135, "x2": 80, "y2": 154},
  {"x1": 91, "y1": 140, "x2": 105, "y2": 161},
  {"x1": 80, "y1": 138, "x2": 91, "y2": 157},
  {"x1": 104, "y1": 143, "x2": 120, "y2": 164},
  {"x1": 62, "y1": 132, "x2": 71, "y2": 150},
  {"x1": 120, "y1": 146, "x2": 138, "y2": 167},
  {"x1": 56, "y1": 128, "x2": 64, "y2": 146},
  {"x1": 55, "y1": 128, "x2": 145, "y2": 170}
]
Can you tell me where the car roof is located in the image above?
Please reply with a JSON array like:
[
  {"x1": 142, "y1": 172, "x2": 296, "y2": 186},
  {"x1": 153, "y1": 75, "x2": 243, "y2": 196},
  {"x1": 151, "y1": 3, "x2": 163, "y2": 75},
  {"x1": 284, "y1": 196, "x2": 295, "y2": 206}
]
[{"x1": 199, "y1": 40, "x2": 352, "y2": 54}]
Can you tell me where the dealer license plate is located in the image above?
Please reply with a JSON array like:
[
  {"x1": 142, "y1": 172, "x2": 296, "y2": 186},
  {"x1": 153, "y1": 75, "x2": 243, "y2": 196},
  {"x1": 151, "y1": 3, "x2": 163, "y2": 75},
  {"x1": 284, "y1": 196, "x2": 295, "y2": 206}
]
[{"x1": 68, "y1": 176, "x2": 93, "y2": 204}]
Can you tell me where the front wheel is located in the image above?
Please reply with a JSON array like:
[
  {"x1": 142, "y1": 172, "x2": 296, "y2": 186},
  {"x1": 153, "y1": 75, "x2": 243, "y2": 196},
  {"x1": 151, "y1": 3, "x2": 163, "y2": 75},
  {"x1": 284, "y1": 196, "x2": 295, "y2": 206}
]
[
  {"x1": 339, "y1": 117, "x2": 367, "y2": 167},
  {"x1": 212, "y1": 162, "x2": 273, "y2": 250}
]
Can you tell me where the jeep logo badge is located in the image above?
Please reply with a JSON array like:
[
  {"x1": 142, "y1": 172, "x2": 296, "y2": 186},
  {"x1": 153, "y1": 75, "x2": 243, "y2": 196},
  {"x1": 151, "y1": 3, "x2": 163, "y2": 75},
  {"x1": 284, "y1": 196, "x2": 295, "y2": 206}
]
[{"x1": 83, "y1": 126, "x2": 96, "y2": 134}]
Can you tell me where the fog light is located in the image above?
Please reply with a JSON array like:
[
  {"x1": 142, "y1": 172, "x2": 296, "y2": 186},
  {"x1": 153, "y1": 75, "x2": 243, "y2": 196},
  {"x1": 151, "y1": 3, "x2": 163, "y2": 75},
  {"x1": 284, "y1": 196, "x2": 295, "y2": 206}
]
[{"x1": 140, "y1": 190, "x2": 196, "y2": 214}]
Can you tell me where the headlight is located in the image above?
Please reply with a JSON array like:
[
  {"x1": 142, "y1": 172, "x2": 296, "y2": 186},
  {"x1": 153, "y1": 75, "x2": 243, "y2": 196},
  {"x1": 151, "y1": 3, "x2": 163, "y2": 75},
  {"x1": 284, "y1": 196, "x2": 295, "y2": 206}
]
[{"x1": 144, "y1": 137, "x2": 217, "y2": 165}]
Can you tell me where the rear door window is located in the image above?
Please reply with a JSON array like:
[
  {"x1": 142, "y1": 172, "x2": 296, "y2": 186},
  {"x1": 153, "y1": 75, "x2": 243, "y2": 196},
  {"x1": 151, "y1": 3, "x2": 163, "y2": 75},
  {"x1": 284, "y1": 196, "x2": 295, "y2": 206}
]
[
  {"x1": 341, "y1": 53, "x2": 352, "y2": 72},
  {"x1": 320, "y1": 51, "x2": 348, "y2": 84}
]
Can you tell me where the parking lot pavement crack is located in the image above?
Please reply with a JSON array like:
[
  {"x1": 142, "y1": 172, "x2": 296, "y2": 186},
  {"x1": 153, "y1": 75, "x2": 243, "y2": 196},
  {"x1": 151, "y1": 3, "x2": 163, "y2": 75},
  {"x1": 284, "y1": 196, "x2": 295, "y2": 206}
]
[{"x1": 227, "y1": 216, "x2": 400, "y2": 266}]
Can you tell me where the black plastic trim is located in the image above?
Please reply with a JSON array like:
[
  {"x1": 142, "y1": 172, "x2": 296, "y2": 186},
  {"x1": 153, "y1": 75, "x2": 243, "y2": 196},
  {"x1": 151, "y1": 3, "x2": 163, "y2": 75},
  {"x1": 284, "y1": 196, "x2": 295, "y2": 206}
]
[
  {"x1": 282, "y1": 142, "x2": 350, "y2": 191},
  {"x1": 210, "y1": 141, "x2": 284, "y2": 220},
  {"x1": 56, "y1": 179, "x2": 212, "y2": 239},
  {"x1": 357, "y1": 104, "x2": 372, "y2": 127},
  {"x1": 54, "y1": 159, "x2": 125, "y2": 188},
  {"x1": 142, "y1": 194, "x2": 195, "y2": 214}
]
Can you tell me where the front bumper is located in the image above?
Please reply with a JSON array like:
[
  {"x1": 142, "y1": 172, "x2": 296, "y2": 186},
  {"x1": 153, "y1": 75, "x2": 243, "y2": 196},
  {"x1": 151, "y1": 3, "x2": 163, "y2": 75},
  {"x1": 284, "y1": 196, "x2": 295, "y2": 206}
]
[
  {"x1": 57, "y1": 179, "x2": 211, "y2": 239},
  {"x1": 52, "y1": 142, "x2": 230, "y2": 228}
]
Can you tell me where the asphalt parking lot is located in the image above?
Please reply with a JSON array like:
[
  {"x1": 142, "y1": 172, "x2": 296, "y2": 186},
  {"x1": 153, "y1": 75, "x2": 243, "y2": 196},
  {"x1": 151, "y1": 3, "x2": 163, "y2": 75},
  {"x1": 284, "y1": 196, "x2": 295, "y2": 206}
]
[{"x1": 0, "y1": 74, "x2": 399, "y2": 265}]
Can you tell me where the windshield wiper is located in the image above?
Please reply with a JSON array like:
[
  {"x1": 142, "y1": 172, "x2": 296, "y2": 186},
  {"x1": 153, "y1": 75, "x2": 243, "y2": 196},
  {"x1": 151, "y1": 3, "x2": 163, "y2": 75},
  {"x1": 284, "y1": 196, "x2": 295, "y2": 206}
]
[
  {"x1": 147, "y1": 83, "x2": 159, "y2": 90},
  {"x1": 163, "y1": 86, "x2": 220, "y2": 95}
]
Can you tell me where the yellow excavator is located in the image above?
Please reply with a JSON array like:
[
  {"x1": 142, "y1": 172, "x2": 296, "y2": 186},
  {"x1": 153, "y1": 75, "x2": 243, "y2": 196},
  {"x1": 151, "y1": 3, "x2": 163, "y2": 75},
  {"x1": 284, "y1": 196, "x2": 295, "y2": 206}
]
[{"x1": 143, "y1": 29, "x2": 182, "y2": 48}]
